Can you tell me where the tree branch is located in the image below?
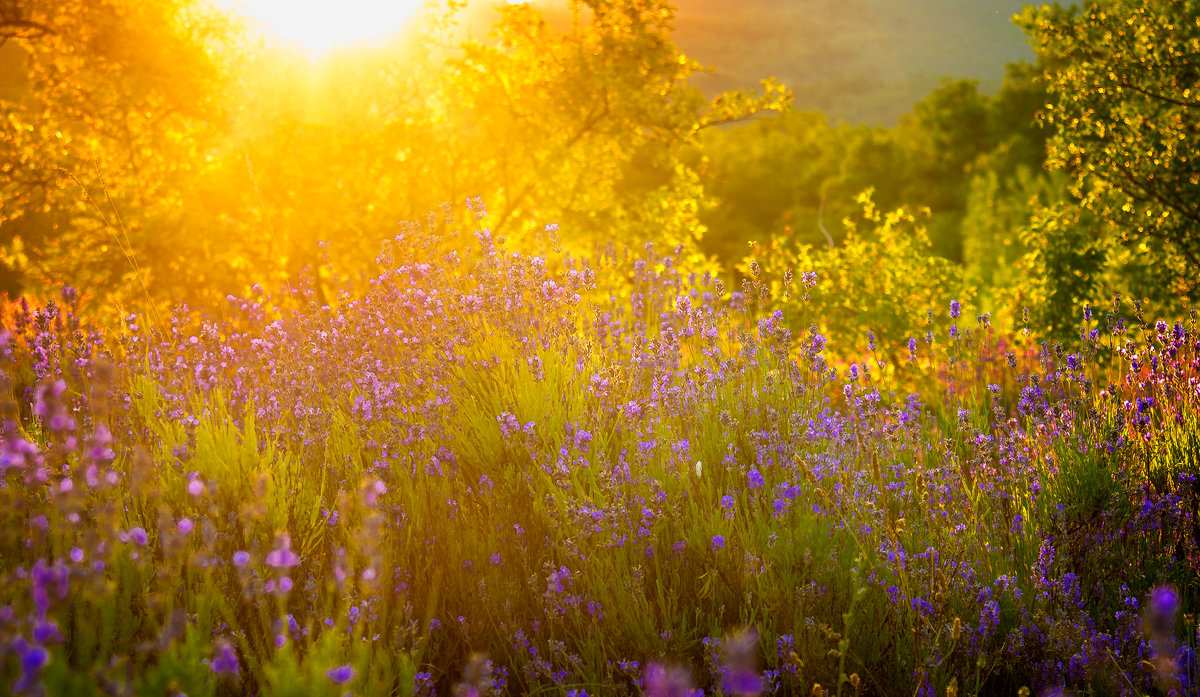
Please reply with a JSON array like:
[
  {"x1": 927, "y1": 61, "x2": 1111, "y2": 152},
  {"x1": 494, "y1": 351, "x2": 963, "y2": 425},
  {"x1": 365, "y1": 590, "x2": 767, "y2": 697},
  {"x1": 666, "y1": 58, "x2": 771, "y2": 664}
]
[
  {"x1": 0, "y1": 18, "x2": 55, "y2": 39},
  {"x1": 1115, "y1": 78, "x2": 1200, "y2": 109}
]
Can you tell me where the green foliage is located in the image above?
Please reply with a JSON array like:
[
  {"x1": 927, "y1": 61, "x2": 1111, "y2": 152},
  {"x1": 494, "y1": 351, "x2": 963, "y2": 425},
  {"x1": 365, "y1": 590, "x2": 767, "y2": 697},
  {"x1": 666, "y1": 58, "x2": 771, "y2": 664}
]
[
  {"x1": 697, "y1": 109, "x2": 843, "y2": 261},
  {"x1": 752, "y1": 191, "x2": 962, "y2": 361},
  {"x1": 700, "y1": 69, "x2": 1048, "y2": 276},
  {"x1": 899, "y1": 79, "x2": 992, "y2": 209},
  {"x1": 0, "y1": 0, "x2": 247, "y2": 308},
  {"x1": 980, "y1": 61, "x2": 1049, "y2": 182},
  {"x1": 962, "y1": 171, "x2": 1024, "y2": 312},
  {"x1": 432, "y1": 0, "x2": 789, "y2": 255},
  {"x1": 1019, "y1": 0, "x2": 1200, "y2": 302},
  {"x1": 0, "y1": 0, "x2": 789, "y2": 313},
  {"x1": 1017, "y1": 194, "x2": 1192, "y2": 342},
  {"x1": 1150, "y1": 411, "x2": 1200, "y2": 606},
  {"x1": 1016, "y1": 199, "x2": 1109, "y2": 341}
]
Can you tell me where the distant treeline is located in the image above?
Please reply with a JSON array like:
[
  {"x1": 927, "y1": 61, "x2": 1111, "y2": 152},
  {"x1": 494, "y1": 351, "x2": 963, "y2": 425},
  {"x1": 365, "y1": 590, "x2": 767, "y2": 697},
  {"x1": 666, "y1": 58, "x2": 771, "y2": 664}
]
[{"x1": 705, "y1": 0, "x2": 1198, "y2": 342}]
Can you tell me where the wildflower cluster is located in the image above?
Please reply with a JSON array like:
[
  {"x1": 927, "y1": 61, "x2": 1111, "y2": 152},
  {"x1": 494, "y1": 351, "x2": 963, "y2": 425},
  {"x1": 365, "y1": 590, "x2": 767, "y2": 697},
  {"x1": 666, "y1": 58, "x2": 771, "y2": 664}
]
[{"x1": 0, "y1": 207, "x2": 1198, "y2": 696}]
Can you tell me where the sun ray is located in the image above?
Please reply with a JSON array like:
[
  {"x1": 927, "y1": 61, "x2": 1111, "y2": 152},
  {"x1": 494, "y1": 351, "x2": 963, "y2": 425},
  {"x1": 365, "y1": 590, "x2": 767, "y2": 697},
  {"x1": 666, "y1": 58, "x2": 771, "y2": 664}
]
[{"x1": 214, "y1": 0, "x2": 428, "y2": 55}]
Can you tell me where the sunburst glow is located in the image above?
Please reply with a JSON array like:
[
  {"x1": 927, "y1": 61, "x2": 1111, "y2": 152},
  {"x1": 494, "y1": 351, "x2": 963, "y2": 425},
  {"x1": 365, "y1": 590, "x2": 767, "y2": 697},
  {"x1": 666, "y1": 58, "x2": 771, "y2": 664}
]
[{"x1": 215, "y1": 0, "x2": 428, "y2": 54}]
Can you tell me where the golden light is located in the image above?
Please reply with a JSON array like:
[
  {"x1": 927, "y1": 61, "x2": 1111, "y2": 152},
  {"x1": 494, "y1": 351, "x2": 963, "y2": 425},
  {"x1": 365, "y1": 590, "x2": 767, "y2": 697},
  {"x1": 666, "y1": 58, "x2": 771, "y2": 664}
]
[{"x1": 214, "y1": 0, "x2": 429, "y2": 55}]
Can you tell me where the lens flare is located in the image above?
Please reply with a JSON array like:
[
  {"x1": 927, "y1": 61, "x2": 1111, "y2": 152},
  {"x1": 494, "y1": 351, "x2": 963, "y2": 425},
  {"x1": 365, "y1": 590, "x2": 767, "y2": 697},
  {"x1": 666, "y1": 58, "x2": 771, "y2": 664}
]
[{"x1": 215, "y1": 0, "x2": 427, "y2": 54}]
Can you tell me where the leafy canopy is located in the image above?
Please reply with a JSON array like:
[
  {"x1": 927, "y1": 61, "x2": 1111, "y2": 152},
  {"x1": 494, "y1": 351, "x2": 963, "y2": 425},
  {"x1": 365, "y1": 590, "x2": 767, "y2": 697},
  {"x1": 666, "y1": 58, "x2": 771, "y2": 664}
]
[{"x1": 1020, "y1": 0, "x2": 1200, "y2": 300}]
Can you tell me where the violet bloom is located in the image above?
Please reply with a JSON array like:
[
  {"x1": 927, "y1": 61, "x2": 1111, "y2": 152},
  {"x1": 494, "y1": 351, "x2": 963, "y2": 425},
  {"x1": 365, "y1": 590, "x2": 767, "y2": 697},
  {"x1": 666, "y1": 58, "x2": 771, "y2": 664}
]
[
  {"x1": 12, "y1": 637, "x2": 49, "y2": 694},
  {"x1": 949, "y1": 299, "x2": 961, "y2": 319},
  {"x1": 30, "y1": 560, "x2": 69, "y2": 618},
  {"x1": 32, "y1": 619, "x2": 63, "y2": 644},
  {"x1": 645, "y1": 662, "x2": 700, "y2": 697},
  {"x1": 265, "y1": 535, "x2": 299, "y2": 568},
  {"x1": 711, "y1": 535, "x2": 726, "y2": 551},
  {"x1": 1147, "y1": 585, "x2": 1179, "y2": 637},
  {"x1": 326, "y1": 665, "x2": 356, "y2": 685},
  {"x1": 232, "y1": 551, "x2": 250, "y2": 567},
  {"x1": 210, "y1": 642, "x2": 239, "y2": 676},
  {"x1": 721, "y1": 628, "x2": 764, "y2": 696},
  {"x1": 126, "y1": 527, "x2": 148, "y2": 547}
]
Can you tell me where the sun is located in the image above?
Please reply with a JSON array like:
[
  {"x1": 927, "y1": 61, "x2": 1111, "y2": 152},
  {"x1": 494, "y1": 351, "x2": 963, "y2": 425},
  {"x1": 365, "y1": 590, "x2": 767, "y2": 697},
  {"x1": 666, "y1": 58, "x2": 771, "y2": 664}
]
[{"x1": 215, "y1": 0, "x2": 429, "y2": 55}]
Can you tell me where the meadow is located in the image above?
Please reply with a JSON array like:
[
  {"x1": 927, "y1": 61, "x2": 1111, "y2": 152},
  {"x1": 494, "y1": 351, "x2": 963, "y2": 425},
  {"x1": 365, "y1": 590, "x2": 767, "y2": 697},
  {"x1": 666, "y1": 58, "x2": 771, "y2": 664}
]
[
  {"x1": 2, "y1": 0, "x2": 1200, "y2": 695},
  {"x1": 1, "y1": 205, "x2": 1198, "y2": 696}
]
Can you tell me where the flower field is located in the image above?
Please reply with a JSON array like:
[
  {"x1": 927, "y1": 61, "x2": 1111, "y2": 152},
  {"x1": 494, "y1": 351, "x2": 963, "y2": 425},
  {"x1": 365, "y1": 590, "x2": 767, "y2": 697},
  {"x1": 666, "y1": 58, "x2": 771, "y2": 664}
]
[{"x1": 1, "y1": 208, "x2": 1198, "y2": 697}]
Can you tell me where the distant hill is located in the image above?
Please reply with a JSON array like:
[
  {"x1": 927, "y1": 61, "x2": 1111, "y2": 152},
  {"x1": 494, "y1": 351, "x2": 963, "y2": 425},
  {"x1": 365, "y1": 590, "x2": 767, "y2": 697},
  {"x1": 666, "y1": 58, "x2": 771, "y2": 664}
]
[
  {"x1": 675, "y1": 0, "x2": 1034, "y2": 124},
  {"x1": 460, "y1": 0, "x2": 1036, "y2": 125}
]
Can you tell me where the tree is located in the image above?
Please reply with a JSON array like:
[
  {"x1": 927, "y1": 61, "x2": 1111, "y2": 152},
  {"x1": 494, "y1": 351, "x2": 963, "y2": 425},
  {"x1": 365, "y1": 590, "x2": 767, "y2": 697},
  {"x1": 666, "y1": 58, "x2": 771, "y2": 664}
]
[
  {"x1": 698, "y1": 109, "x2": 843, "y2": 262},
  {"x1": 1, "y1": 0, "x2": 789, "y2": 314},
  {"x1": 438, "y1": 0, "x2": 789, "y2": 254},
  {"x1": 0, "y1": 0, "x2": 247, "y2": 311},
  {"x1": 1019, "y1": 0, "x2": 1200, "y2": 301}
]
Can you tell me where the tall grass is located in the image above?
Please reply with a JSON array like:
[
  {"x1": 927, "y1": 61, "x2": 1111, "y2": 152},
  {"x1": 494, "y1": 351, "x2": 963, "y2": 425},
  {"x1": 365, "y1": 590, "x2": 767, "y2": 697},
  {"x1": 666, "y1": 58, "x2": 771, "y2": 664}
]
[{"x1": 1, "y1": 207, "x2": 1197, "y2": 696}]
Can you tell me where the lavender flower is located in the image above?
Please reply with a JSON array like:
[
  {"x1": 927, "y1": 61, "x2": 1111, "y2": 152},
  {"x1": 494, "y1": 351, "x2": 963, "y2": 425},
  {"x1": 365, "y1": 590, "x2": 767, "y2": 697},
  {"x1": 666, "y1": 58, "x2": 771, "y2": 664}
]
[
  {"x1": 326, "y1": 665, "x2": 356, "y2": 685},
  {"x1": 645, "y1": 662, "x2": 701, "y2": 697},
  {"x1": 721, "y1": 628, "x2": 764, "y2": 696},
  {"x1": 210, "y1": 642, "x2": 239, "y2": 676},
  {"x1": 265, "y1": 535, "x2": 299, "y2": 568},
  {"x1": 12, "y1": 638, "x2": 49, "y2": 694}
]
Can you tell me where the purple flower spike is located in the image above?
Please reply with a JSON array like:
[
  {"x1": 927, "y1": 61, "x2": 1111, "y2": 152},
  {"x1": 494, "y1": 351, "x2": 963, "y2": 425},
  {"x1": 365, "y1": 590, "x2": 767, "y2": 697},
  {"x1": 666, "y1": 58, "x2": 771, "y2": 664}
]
[
  {"x1": 32, "y1": 619, "x2": 63, "y2": 644},
  {"x1": 645, "y1": 662, "x2": 699, "y2": 697},
  {"x1": 1146, "y1": 585, "x2": 1180, "y2": 637},
  {"x1": 265, "y1": 535, "x2": 300, "y2": 568},
  {"x1": 726, "y1": 669, "x2": 765, "y2": 696},
  {"x1": 210, "y1": 642, "x2": 240, "y2": 676},
  {"x1": 12, "y1": 637, "x2": 50, "y2": 693},
  {"x1": 30, "y1": 560, "x2": 69, "y2": 618},
  {"x1": 721, "y1": 628, "x2": 764, "y2": 697},
  {"x1": 711, "y1": 535, "x2": 726, "y2": 551},
  {"x1": 126, "y1": 527, "x2": 148, "y2": 547},
  {"x1": 1150, "y1": 585, "x2": 1179, "y2": 618},
  {"x1": 326, "y1": 664, "x2": 356, "y2": 685}
]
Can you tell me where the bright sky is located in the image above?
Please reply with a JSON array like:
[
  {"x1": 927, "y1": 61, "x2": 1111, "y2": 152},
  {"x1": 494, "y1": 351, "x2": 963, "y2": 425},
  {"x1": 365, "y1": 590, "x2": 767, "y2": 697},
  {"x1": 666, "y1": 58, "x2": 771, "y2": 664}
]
[{"x1": 213, "y1": 0, "x2": 430, "y2": 54}]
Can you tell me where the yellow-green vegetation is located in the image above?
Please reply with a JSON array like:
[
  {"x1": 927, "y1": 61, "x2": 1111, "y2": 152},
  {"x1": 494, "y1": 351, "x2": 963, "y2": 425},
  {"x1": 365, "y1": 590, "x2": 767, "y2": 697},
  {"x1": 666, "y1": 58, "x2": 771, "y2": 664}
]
[{"x1": 1, "y1": 1, "x2": 1199, "y2": 696}]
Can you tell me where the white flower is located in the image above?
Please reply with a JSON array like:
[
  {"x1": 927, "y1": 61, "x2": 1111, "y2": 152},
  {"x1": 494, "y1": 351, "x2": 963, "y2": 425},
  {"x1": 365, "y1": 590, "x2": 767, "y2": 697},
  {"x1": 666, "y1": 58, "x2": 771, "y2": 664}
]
[{"x1": 694, "y1": 461, "x2": 702, "y2": 477}]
